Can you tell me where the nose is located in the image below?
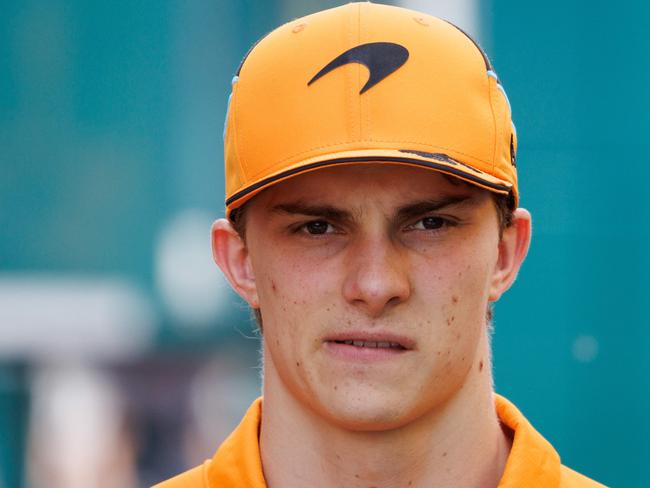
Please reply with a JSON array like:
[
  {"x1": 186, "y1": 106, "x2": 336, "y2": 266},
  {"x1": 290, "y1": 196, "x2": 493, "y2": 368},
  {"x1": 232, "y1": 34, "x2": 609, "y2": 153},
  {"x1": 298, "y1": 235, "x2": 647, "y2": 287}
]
[{"x1": 342, "y1": 235, "x2": 412, "y2": 317}]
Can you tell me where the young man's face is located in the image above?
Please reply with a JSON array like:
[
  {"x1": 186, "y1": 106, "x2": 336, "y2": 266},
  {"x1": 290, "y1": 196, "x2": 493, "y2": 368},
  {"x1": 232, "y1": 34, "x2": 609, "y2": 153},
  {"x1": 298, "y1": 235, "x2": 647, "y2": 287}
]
[{"x1": 220, "y1": 164, "x2": 525, "y2": 431}]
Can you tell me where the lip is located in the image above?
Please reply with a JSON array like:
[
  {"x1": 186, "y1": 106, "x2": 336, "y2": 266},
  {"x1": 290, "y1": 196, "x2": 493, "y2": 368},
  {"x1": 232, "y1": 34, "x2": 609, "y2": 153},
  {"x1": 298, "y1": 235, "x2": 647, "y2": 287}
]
[
  {"x1": 323, "y1": 331, "x2": 415, "y2": 362},
  {"x1": 324, "y1": 331, "x2": 416, "y2": 350}
]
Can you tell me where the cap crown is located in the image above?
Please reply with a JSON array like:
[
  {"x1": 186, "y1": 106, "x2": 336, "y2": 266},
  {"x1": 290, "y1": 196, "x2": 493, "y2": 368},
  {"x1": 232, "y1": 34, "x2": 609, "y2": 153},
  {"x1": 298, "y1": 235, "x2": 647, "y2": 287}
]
[{"x1": 224, "y1": 2, "x2": 517, "y2": 216}]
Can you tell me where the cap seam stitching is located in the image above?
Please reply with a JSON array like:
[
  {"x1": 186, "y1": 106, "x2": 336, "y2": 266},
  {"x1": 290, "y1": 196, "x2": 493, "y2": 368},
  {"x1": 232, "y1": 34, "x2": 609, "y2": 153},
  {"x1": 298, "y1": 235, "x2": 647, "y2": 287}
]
[
  {"x1": 488, "y1": 75, "x2": 498, "y2": 172},
  {"x1": 231, "y1": 83, "x2": 249, "y2": 183},
  {"x1": 347, "y1": 4, "x2": 356, "y2": 142},
  {"x1": 358, "y1": 2, "x2": 366, "y2": 141},
  {"x1": 500, "y1": 93, "x2": 511, "y2": 180}
]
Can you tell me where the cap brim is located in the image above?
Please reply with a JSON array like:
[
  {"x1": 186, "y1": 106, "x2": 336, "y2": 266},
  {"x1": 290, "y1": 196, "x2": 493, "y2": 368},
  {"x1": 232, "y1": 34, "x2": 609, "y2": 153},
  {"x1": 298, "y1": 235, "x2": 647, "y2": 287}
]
[{"x1": 226, "y1": 149, "x2": 514, "y2": 220}]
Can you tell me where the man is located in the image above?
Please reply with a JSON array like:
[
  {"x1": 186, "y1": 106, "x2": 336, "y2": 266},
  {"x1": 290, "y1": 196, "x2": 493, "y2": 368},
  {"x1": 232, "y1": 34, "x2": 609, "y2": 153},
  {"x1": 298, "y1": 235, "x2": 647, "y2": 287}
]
[{"x1": 155, "y1": 2, "x2": 605, "y2": 487}]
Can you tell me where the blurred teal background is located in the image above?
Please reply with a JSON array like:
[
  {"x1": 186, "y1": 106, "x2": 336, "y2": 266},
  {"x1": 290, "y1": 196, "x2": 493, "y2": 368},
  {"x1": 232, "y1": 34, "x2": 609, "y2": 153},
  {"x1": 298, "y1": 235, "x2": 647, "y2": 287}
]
[{"x1": 1, "y1": 0, "x2": 646, "y2": 486}]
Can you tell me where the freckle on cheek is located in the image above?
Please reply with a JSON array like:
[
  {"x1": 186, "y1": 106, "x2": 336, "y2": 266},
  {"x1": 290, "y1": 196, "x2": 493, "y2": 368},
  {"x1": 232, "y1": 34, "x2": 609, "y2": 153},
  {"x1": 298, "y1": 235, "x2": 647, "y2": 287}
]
[
  {"x1": 271, "y1": 280, "x2": 277, "y2": 292},
  {"x1": 452, "y1": 296, "x2": 459, "y2": 304},
  {"x1": 479, "y1": 360, "x2": 484, "y2": 372}
]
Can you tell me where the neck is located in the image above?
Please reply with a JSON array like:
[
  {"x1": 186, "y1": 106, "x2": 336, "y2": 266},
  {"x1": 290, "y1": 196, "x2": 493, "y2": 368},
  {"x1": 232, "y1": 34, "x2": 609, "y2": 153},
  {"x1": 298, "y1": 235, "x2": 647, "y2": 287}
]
[{"x1": 259, "y1": 333, "x2": 511, "y2": 488}]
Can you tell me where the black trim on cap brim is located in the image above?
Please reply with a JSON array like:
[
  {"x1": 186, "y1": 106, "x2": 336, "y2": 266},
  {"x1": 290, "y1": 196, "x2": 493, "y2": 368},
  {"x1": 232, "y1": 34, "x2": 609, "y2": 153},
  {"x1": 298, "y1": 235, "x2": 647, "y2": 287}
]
[{"x1": 227, "y1": 155, "x2": 511, "y2": 211}]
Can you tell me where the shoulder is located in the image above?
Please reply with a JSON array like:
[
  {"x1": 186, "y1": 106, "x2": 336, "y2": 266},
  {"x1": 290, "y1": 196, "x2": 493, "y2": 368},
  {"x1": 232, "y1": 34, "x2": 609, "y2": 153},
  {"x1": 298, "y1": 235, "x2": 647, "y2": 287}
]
[
  {"x1": 151, "y1": 461, "x2": 209, "y2": 488},
  {"x1": 151, "y1": 398, "x2": 265, "y2": 488},
  {"x1": 560, "y1": 465, "x2": 608, "y2": 487}
]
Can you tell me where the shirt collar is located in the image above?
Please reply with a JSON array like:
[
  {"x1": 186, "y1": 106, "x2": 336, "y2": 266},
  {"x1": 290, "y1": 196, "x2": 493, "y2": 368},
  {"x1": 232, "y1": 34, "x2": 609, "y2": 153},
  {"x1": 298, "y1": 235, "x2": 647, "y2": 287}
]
[
  {"x1": 207, "y1": 398, "x2": 266, "y2": 488},
  {"x1": 496, "y1": 394, "x2": 561, "y2": 487},
  {"x1": 207, "y1": 395, "x2": 562, "y2": 487}
]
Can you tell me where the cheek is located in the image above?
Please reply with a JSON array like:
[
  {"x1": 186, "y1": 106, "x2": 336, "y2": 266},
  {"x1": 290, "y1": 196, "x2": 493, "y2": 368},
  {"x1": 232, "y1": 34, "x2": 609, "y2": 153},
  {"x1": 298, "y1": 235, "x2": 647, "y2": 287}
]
[
  {"x1": 416, "y1": 237, "x2": 494, "y2": 307},
  {"x1": 253, "y1": 254, "x2": 338, "y2": 370},
  {"x1": 413, "y1": 239, "x2": 495, "y2": 358},
  {"x1": 255, "y1": 253, "x2": 334, "y2": 321}
]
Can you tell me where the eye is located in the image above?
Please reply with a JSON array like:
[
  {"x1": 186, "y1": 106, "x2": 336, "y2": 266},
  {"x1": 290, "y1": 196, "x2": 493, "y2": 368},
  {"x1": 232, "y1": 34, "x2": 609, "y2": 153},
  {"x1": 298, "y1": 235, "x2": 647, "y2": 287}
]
[
  {"x1": 302, "y1": 220, "x2": 332, "y2": 235},
  {"x1": 411, "y1": 216, "x2": 447, "y2": 230}
]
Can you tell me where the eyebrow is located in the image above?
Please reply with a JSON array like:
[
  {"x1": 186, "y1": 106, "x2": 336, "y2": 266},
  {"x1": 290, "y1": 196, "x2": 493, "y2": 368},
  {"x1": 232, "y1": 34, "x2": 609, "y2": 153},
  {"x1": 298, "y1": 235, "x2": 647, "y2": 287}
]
[
  {"x1": 271, "y1": 201, "x2": 354, "y2": 223},
  {"x1": 395, "y1": 195, "x2": 476, "y2": 222},
  {"x1": 271, "y1": 194, "x2": 476, "y2": 223}
]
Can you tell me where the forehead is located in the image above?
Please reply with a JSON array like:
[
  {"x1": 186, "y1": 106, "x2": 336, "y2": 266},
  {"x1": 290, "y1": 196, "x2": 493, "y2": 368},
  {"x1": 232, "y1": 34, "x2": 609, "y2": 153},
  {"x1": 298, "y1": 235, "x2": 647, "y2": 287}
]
[{"x1": 250, "y1": 164, "x2": 486, "y2": 211}]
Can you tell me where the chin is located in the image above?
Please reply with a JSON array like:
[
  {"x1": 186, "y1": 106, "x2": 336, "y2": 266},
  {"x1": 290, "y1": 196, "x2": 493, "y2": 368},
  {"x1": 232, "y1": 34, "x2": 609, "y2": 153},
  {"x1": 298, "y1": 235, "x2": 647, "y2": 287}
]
[{"x1": 314, "y1": 391, "x2": 424, "y2": 432}]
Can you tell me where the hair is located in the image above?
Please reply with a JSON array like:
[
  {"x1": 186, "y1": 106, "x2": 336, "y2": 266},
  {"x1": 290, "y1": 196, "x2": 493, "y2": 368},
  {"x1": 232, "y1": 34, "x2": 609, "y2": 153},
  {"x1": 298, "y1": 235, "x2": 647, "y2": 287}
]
[{"x1": 230, "y1": 188, "x2": 515, "y2": 332}]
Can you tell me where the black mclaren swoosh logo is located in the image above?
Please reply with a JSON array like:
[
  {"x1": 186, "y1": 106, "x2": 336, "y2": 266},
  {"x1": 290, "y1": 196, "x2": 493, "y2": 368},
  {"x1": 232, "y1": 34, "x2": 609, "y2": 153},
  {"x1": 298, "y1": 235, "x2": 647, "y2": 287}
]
[{"x1": 308, "y1": 42, "x2": 409, "y2": 94}]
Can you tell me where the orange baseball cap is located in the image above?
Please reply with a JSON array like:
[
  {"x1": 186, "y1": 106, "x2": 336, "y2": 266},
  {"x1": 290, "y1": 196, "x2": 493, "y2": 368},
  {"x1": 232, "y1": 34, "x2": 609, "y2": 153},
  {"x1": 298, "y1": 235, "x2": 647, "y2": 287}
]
[{"x1": 224, "y1": 2, "x2": 518, "y2": 220}]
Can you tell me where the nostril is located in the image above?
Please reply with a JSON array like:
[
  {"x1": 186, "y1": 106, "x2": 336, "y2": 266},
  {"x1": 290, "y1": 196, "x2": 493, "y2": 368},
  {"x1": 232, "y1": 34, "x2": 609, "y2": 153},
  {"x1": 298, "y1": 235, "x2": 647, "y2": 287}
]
[{"x1": 387, "y1": 295, "x2": 405, "y2": 308}]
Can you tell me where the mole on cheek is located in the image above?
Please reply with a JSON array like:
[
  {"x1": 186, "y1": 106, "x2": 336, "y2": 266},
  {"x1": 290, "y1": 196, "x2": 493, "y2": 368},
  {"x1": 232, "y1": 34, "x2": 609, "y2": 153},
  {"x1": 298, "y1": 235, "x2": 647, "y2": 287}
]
[
  {"x1": 479, "y1": 360, "x2": 484, "y2": 372},
  {"x1": 452, "y1": 295, "x2": 459, "y2": 304}
]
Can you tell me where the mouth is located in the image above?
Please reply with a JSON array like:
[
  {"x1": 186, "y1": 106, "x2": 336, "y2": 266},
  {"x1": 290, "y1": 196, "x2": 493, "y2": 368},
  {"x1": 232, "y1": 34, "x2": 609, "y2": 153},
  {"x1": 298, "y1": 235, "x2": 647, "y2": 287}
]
[
  {"x1": 331, "y1": 339, "x2": 406, "y2": 350},
  {"x1": 323, "y1": 332, "x2": 414, "y2": 361}
]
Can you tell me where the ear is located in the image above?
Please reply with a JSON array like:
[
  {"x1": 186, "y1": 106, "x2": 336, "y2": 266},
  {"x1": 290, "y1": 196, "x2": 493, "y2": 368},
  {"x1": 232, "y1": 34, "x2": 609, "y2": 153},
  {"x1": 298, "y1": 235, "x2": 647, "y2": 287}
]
[
  {"x1": 211, "y1": 218, "x2": 259, "y2": 308},
  {"x1": 488, "y1": 208, "x2": 532, "y2": 302}
]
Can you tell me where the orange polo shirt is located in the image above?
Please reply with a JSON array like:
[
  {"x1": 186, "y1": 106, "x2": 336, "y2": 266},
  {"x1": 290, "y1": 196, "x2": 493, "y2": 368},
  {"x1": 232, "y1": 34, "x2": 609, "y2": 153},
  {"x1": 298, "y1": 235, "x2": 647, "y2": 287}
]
[{"x1": 153, "y1": 395, "x2": 606, "y2": 487}]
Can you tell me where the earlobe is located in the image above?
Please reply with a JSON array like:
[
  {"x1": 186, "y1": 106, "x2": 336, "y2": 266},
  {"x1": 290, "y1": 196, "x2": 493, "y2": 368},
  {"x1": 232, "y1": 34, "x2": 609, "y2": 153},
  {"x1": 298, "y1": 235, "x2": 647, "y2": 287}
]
[
  {"x1": 488, "y1": 208, "x2": 532, "y2": 302},
  {"x1": 211, "y1": 218, "x2": 259, "y2": 308}
]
